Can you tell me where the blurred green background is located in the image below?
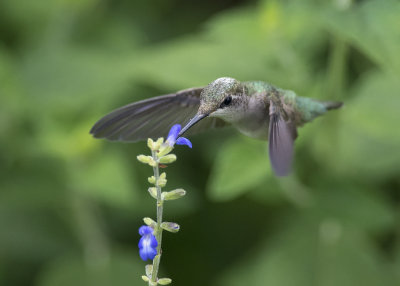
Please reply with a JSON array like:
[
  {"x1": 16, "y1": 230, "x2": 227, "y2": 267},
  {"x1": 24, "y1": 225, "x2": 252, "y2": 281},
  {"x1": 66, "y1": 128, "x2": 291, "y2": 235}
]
[{"x1": 1, "y1": 0, "x2": 400, "y2": 285}]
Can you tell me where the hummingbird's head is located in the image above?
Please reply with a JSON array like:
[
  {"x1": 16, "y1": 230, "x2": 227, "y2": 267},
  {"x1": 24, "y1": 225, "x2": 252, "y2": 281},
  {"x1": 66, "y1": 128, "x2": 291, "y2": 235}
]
[
  {"x1": 198, "y1": 77, "x2": 242, "y2": 114},
  {"x1": 179, "y1": 77, "x2": 246, "y2": 137}
]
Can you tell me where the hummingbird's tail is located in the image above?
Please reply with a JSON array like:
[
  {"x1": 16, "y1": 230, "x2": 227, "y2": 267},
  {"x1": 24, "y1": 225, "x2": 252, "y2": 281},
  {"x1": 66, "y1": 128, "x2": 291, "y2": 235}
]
[
  {"x1": 295, "y1": 96, "x2": 343, "y2": 124},
  {"x1": 323, "y1": 101, "x2": 343, "y2": 111}
]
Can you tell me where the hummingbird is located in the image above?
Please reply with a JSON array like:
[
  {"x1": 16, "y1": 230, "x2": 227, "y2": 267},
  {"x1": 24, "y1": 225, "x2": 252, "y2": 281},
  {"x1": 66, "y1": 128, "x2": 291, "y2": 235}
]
[{"x1": 90, "y1": 77, "x2": 342, "y2": 176}]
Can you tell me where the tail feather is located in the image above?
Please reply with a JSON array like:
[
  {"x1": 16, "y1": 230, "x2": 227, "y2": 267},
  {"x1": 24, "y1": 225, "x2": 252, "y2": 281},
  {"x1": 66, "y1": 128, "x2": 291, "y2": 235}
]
[{"x1": 295, "y1": 96, "x2": 343, "y2": 123}]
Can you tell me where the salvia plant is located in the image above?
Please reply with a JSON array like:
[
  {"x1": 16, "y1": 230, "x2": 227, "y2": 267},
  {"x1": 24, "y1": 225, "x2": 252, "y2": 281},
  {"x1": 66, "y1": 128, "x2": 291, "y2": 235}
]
[{"x1": 136, "y1": 124, "x2": 192, "y2": 285}]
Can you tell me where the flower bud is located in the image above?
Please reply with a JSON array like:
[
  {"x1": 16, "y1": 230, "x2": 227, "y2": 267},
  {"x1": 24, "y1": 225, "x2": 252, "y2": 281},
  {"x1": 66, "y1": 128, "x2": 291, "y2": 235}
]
[
  {"x1": 157, "y1": 173, "x2": 167, "y2": 187},
  {"x1": 137, "y1": 155, "x2": 158, "y2": 167},
  {"x1": 161, "y1": 222, "x2": 180, "y2": 233},
  {"x1": 153, "y1": 137, "x2": 164, "y2": 150},
  {"x1": 143, "y1": 217, "x2": 156, "y2": 228},
  {"x1": 137, "y1": 155, "x2": 151, "y2": 164},
  {"x1": 147, "y1": 138, "x2": 155, "y2": 150},
  {"x1": 148, "y1": 187, "x2": 158, "y2": 199},
  {"x1": 159, "y1": 154, "x2": 177, "y2": 164},
  {"x1": 150, "y1": 157, "x2": 158, "y2": 167},
  {"x1": 148, "y1": 176, "x2": 156, "y2": 184},
  {"x1": 158, "y1": 278, "x2": 172, "y2": 285},
  {"x1": 145, "y1": 264, "x2": 153, "y2": 277},
  {"x1": 148, "y1": 137, "x2": 164, "y2": 151},
  {"x1": 158, "y1": 180, "x2": 167, "y2": 187},
  {"x1": 157, "y1": 144, "x2": 173, "y2": 157},
  {"x1": 142, "y1": 275, "x2": 149, "y2": 282},
  {"x1": 162, "y1": 189, "x2": 186, "y2": 201}
]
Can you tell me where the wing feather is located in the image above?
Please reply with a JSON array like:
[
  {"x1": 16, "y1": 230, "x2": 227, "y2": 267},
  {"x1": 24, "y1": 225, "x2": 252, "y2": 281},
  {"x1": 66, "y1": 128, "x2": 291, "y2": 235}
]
[
  {"x1": 268, "y1": 102, "x2": 296, "y2": 176},
  {"x1": 90, "y1": 87, "x2": 228, "y2": 142}
]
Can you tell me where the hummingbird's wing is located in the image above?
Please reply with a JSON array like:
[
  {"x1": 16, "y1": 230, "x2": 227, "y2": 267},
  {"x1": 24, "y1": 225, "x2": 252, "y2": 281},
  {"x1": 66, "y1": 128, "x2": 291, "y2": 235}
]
[
  {"x1": 268, "y1": 101, "x2": 297, "y2": 176},
  {"x1": 90, "y1": 87, "x2": 227, "y2": 142}
]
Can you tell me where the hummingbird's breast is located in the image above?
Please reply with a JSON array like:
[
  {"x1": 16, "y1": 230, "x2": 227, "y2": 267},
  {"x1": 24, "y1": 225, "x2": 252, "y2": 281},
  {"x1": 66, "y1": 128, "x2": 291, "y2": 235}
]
[{"x1": 231, "y1": 95, "x2": 270, "y2": 140}]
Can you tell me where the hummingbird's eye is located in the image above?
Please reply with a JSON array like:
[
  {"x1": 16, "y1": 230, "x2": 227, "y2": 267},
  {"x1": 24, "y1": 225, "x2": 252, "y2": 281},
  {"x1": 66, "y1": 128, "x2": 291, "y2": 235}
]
[{"x1": 220, "y1": 96, "x2": 232, "y2": 108}]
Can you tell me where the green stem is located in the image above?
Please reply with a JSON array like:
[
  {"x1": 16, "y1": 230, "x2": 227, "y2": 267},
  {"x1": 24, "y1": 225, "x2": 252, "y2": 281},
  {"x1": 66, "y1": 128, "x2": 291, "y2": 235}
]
[{"x1": 150, "y1": 150, "x2": 164, "y2": 285}]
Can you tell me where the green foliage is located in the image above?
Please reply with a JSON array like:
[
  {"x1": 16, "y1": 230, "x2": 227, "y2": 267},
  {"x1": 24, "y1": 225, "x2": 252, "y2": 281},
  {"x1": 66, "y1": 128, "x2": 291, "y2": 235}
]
[
  {"x1": 37, "y1": 251, "x2": 143, "y2": 286},
  {"x1": 207, "y1": 137, "x2": 270, "y2": 201},
  {"x1": 1, "y1": 0, "x2": 399, "y2": 285}
]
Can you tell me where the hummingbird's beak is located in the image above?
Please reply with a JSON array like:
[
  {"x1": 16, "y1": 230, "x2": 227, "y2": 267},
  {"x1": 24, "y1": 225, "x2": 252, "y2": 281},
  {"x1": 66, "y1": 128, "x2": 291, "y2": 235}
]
[{"x1": 178, "y1": 113, "x2": 208, "y2": 137}]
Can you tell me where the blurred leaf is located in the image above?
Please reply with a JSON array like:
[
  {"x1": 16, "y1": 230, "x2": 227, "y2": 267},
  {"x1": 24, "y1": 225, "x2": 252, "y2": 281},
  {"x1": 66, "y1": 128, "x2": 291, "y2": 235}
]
[
  {"x1": 0, "y1": 155, "x2": 68, "y2": 210},
  {"x1": 69, "y1": 151, "x2": 139, "y2": 208},
  {"x1": 33, "y1": 115, "x2": 139, "y2": 208},
  {"x1": 0, "y1": 48, "x2": 27, "y2": 140},
  {"x1": 344, "y1": 73, "x2": 400, "y2": 144},
  {"x1": 324, "y1": 0, "x2": 400, "y2": 75},
  {"x1": 395, "y1": 238, "x2": 400, "y2": 284},
  {"x1": 132, "y1": 4, "x2": 316, "y2": 92},
  {"x1": 312, "y1": 186, "x2": 395, "y2": 232},
  {"x1": 21, "y1": 47, "x2": 137, "y2": 113},
  {"x1": 317, "y1": 72, "x2": 400, "y2": 179},
  {"x1": 37, "y1": 250, "x2": 143, "y2": 286},
  {"x1": 218, "y1": 212, "x2": 394, "y2": 286},
  {"x1": 36, "y1": 118, "x2": 100, "y2": 159},
  {"x1": 0, "y1": 209, "x2": 72, "y2": 259},
  {"x1": 1, "y1": 0, "x2": 400, "y2": 285},
  {"x1": 207, "y1": 136, "x2": 271, "y2": 201}
]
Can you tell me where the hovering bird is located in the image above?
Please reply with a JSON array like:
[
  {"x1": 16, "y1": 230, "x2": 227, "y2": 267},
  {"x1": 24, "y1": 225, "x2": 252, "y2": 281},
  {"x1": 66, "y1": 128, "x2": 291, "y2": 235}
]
[{"x1": 90, "y1": 77, "x2": 342, "y2": 176}]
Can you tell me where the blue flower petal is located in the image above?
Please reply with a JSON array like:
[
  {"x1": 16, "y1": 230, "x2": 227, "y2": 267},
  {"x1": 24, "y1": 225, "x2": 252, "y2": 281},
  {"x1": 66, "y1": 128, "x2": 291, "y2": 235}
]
[
  {"x1": 139, "y1": 225, "x2": 153, "y2": 236},
  {"x1": 139, "y1": 243, "x2": 157, "y2": 261},
  {"x1": 167, "y1": 124, "x2": 181, "y2": 143},
  {"x1": 150, "y1": 235, "x2": 158, "y2": 248},
  {"x1": 176, "y1": 137, "x2": 192, "y2": 148},
  {"x1": 138, "y1": 234, "x2": 158, "y2": 261},
  {"x1": 165, "y1": 124, "x2": 192, "y2": 148},
  {"x1": 138, "y1": 234, "x2": 158, "y2": 249}
]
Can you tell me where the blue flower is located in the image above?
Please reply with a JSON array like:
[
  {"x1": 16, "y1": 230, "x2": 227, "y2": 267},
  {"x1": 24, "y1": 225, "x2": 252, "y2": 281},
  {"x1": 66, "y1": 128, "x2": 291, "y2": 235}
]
[
  {"x1": 138, "y1": 225, "x2": 158, "y2": 261},
  {"x1": 166, "y1": 124, "x2": 192, "y2": 148}
]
